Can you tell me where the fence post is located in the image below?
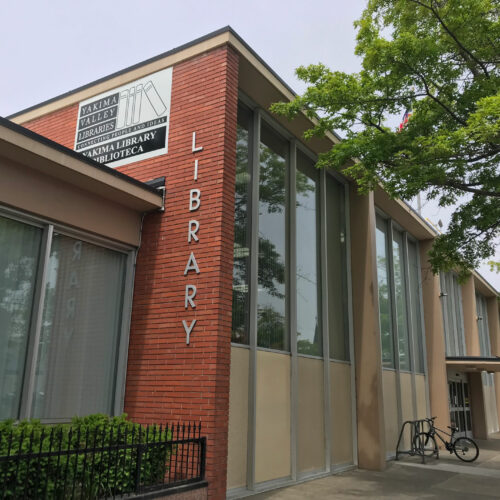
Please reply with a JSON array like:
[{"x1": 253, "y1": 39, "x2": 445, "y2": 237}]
[
  {"x1": 135, "y1": 426, "x2": 143, "y2": 494},
  {"x1": 199, "y1": 437, "x2": 206, "y2": 480}
]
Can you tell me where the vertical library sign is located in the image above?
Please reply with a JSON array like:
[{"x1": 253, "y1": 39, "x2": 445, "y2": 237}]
[{"x1": 74, "y1": 67, "x2": 172, "y2": 168}]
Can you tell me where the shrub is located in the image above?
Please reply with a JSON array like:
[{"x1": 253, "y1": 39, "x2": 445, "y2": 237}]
[{"x1": 0, "y1": 414, "x2": 172, "y2": 499}]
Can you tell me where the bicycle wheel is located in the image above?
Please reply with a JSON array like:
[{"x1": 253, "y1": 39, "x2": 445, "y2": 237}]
[
  {"x1": 453, "y1": 437, "x2": 479, "y2": 462},
  {"x1": 412, "y1": 432, "x2": 437, "y2": 456}
]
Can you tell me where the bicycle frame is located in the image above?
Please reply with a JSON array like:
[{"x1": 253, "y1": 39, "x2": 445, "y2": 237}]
[{"x1": 428, "y1": 423, "x2": 455, "y2": 451}]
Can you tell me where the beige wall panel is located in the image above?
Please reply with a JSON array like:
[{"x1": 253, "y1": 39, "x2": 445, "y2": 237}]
[
  {"x1": 382, "y1": 370, "x2": 399, "y2": 454},
  {"x1": 415, "y1": 375, "x2": 428, "y2": 419},
  {"x1": 227, "y1": 347, "x2": 249, "y2": 489},
  {"x1": 297, "y1": 357, "x2": 325, "y2": 474},
  {"x1": 330, "y1": 361, "x2": 353, "y2": 465},
  {"x1": 255, "y1": 351, "x2": 291, "y2": 483},
  {"x1": 400, "y1": 373, "x2": 414, "y2": 422},
  {"x1": 399, "y1": 373, "x2": 414, "y2": 449},
  {"x1": 0, "y1": 159, "x2": 141, "y2": 246}
]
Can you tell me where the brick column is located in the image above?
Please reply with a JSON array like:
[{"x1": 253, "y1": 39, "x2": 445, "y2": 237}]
[
  {"x1": 419, "y1": 241, "x2": 451, "y2": 435},
  {"x1": 121, "y1": 46, "x2": 239, "y2": 500},
  {"x1": 350, "y1": 188, "x2": 386, "y2": 470}
]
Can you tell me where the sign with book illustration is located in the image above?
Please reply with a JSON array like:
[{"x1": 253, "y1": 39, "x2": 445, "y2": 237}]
[{"x1": 74, "y1": 67, "x2": 172, "y2": 168}]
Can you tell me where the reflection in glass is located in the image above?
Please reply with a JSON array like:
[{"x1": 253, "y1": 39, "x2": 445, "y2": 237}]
[
  {"x1": 232, "y1": 106, "x2": 252, "y2": 344},
  {"x1": 257, "y1": 123, "x2": 287, "y2": 351},
  {"x1": 326, "y1": 175, "x2": 349, "y2": 361},
  {"x1": 296, "y1": 151, "x2": 321, "y2": 356},
  {"x1": 0, "y1": 216, "x2": 42, "y2": 419},
  {"x1": 440, "y1": 272, "x2": 465, "y2": 356},
  {"x1": 476, "y1": 292, "x2": 490, "y2": 357},
  {"x1": 408, "y1": 240, "x2": 424, "y2": 372},
  {"x1": 33, "y1": 234, "x2": 126, "y2": 419},
  {"x1": 376, "y1": 217, "x2": 395, "y2": 368},
  {"x1": 392, "y1": 230, "x2": 411, "y2": 371}
]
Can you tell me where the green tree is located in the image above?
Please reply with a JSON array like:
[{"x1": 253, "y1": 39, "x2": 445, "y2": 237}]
[{"x1": 272, "y1": 0, "x2": 500, "y2": 278}]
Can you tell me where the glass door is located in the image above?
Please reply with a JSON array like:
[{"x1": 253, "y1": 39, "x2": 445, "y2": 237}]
[{"x1": 448, "y1": 379, "x2": 472, "y2": 438}]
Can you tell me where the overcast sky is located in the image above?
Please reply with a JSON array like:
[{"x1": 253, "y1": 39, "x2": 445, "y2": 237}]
[{"x1": 1, "y1": 0, "x2": 498, "y2": 289}]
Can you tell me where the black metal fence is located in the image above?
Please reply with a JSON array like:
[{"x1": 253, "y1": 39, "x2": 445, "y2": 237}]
[{"x1": 0, "y1": 422, "x2": 206, "y2": 499}]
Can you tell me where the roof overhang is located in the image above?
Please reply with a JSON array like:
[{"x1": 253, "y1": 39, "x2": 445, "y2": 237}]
[
  {"x1": 0, "y1": 117, "x2": 163, "y2": 213},
  {"x1": 374, "y1": 187, "x2": 438, "y2": 240},
  {"x1": 446, "y1": 357, "x2": 500, "y2": 373}
]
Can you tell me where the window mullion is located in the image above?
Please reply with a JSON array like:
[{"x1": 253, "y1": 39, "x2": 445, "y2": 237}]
[
  {"x1": 402, "y1": 232, "x2": 414, "y2": 371},
  {"x1": 403, "y1": 232, "x2": 418, "y2": 420},
  {"x1": 19, "y1": 224, "x2": 54, "y2": 420},
  {"x1": 246, "y1": 108, "x2": 260, "y2": 491},
  {"x1": 289, "y1": 140, "x2": 298, "y2": 482}
]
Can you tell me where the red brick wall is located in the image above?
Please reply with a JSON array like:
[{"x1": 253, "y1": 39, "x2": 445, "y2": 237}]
[
  {"x1": 23, "y1": 103, "x2": 78, "y2": 149},
  {"x1": 21, "y1": 45, "x2": 239, "y2": 500}
]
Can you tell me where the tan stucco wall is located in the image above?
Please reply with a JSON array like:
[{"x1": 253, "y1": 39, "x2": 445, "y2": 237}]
[
  {"x1": 419, "y1": 240, "x2": 451, "y2": 433},
  {"x1": 350, "y1": 189, "x2": 386, "y2": 470},
  {"x1": 462, "y1": 277, "x2": 480, "y2": 356},
  {"x1": 486, "y1": 298, "x2": 500, "y2": 421},
  {"x1": 0, "y1": 157, "x2": 142, "y2": 246},
  {"x1": 382, "y1": 370, "x2": 399, "y2": 455},
  {"x1": 330, "y1": 361, "x2": 353, "y2": 465},
  {"x1": 415, "y1": 374, "x2": 428, "y2": 419},
  {"x1": 255, "y1": 350, "x2": 291, "y2": 483},
  {"x1": 227, "y1": 346, "x2": 249, "y2": 489},
  {"x1": 470, "y1": 372, "x2": 488, "y2": 439},
  {"x1": 297, "y1": 357, "x2": 325, "y2": 474}
]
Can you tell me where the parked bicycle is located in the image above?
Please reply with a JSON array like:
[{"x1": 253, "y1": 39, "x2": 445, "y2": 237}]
[{"x1": 413, "y1": 416, "x2": 479, "y2": 462}]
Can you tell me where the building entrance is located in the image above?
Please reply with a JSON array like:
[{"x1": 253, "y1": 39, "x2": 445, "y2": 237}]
[{"x1": 448, "y1": 375, "x2": 472, "y2": 438}]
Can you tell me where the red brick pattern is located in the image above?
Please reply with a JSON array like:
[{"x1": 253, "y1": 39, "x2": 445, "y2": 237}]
[
  {"x1": 23, "y1": 104, "x2": 78, "y2": 149},
  {"x1": 20, "y1": 45, "x2": 239, "y2": 500}
]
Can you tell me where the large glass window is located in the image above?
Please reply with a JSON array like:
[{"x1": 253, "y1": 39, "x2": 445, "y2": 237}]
[
  {"x1": 440, "y1": 272, "x2": 465, "y2": 356},
  {"x1": 0, "y1": 216, "x2": 42, "y2": 419},
  {"x1": 326, "y1": 174, "x2": 349, "y2": 361},
  {"x1": 375, "y1": 214, "x2": 425, "y2": 372},
  {"x1": 296, "y1": 151, "x2": 321, "y2": 356},
  {"x1": 229, "y1": 104, "x2": 350, "y2": 359},
  {"x1": 231, "y1": 106, "x2": 252, "y2": 344},
  {"x1": 32, "y1": 234, "x2": 126, "y2": 420},
  {"x1": 392, "y1": 230, "x2": 411, "y2": 371},
  {"x1": 376, "y1": 216, "x2": 395, "y2": 368},
  {"x1": 0, "y1": 213, "x2": 129, "y2": 421},
  {"x1": 257, "y1": 123, "x2": 288, "y2": 351},
  {"x1": 408, "y1": 240, "x2": 424, "y2": 373},
  {"x1": 476, "y1": 292, "x2": 491, "y2": 357}
]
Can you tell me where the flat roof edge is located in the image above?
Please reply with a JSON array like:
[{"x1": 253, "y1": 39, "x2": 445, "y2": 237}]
[
  {"x1": 0, "y1": 116, "x2": 161, "y2": 197},
  {"x1": 7, "y1": 26, "x2": 343, "y2": 144},
  {"x1": 7, "y1": 26, "x2": 234, "y2": 120}
]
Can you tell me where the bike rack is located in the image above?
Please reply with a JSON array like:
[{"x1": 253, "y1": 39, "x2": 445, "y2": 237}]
[{"x1": 395, "y1": 419, "x2": 439, "y2": 464}]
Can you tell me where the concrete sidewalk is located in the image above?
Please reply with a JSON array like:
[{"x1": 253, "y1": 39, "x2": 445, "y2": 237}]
[{"x1": 250, "y1": 435, "x2": 500, "y2": 499}]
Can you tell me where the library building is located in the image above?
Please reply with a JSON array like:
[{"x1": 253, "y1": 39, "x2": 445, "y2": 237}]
[{"x1": 1, "y1": 27, "x2": 499, "y2": 499}]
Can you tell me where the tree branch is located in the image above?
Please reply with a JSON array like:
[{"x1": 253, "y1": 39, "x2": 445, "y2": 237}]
[
  {"x1": 407, "y1": 64, "x2": 468, "y2": 126},
  {"x1": 409, "y1": 0, "x2": 491, "y2": 77},
  {"x1": 432, "y1": 180, "x2": 500, "y2": 197}
]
